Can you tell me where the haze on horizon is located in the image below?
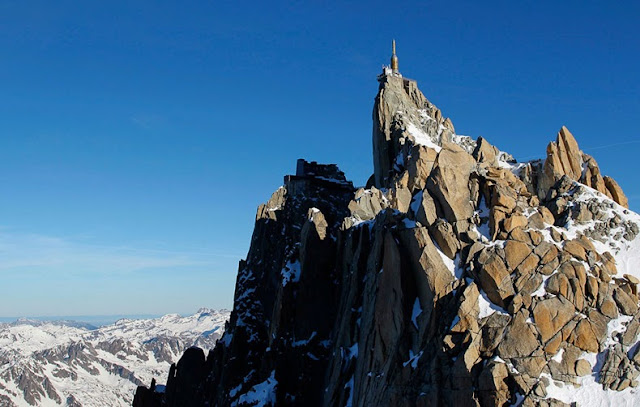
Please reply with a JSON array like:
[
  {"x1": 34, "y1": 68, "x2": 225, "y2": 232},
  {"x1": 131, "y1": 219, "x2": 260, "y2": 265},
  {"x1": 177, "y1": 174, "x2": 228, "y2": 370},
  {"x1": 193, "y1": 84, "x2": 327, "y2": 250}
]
[{"x1": 0, "y1": 0, "x2": 638, "y2": 317}]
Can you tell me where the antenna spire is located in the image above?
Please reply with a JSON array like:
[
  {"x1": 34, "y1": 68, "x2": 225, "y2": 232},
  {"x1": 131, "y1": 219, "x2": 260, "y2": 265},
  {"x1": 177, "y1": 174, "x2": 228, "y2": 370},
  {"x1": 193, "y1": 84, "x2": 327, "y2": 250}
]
[{"x1": 390, "y1": 39, "x2": 399, "y2": 73}]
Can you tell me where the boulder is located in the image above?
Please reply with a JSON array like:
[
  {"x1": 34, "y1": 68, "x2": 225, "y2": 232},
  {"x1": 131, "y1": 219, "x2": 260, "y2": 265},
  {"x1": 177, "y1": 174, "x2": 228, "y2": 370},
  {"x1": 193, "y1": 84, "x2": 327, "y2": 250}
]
[
  {"x1": 509, "y1": 227, "x2": 532, "y2": 244},
  {"x1": 604, "y1": 176, "x2": 629, "y2": 209},
  {"x1": 527, "y1": 212, "x2": 546, "y2": 229},
  {"x1": 537, "y1": 127, "x2": 583, "y2": 200},
  {"x1": 533, "y1": 297, "x2": 575, "y2": 343},
  {"x1": 529, "y1": 230, "x2": 544, "y2": 245},
  {"x1": 538, "y1": 206, "x2": 555, "y2": 225},
  {"x1": 478, "y1": 362, "x2": 511, "y2": 407},
  {"x1": 304, "y1": 208, "x2": 328, "y2": 240},
  {"x1": 601, "y1": 252, "x2": 618, "y2": 276},
  {"x1": 415, "y1": 191, "x2": 439, "y2": 227},
  {"x1": 399, "y1": 227, "x2": 455, "y2": 309},
  {"x1": 504, "y1": 240, "x2": 533, "y2": 271},
  {"x1": 430, "y1": 219, "x2": 460, "y2": 259},
  {"x1": 497, "y1": 311, "x2": 540, "y2": 358},
  {"x1": 427, "y1": 143, "x2": 476, "y2": 223},
  {"x1": 622, "y1": 315, "x2": 640, "y2": 346},
  {"x1": 503, "y1": 214, "x2": 528, "y2": 234},
  {"x1": 563, "y1": 240, "x2": 587, "y2": 262},
  {"x1": 569, "y1": 319, "x2": 600, "y2": 352},
  {"x1": 580, "y1": 154, "x2": 610, "y2": 197},
  {"x1": 256, "y1": 187, "x2": 287, "y2": 220},
  {"x1": 406, "y1": 145, "x2": 438, "y2": 191},
  {"x1": 491, "y1": 183, "x2": 517, "y2": 212},
  {"x1": 348, "y1": 187, "x2": 388, "y2": 220},
  {"x1": 450, "y1": 283, "x2": 481, "y2": 334},
  {"x1": 598, "y1": 283, "x2": 620, "y2": 319},
  {"x1": 614, "y1": 288, "x2": 638, "y2": 316},
  {"x1": 472, "y1": 136, "x2": 499, "y2": 167},
  {"x1": 476, "y1": 251, "x2": 515, "y2": 308},
  {"x1": 390, "y1": 185, "x2": 413, "y2": 213},
  {"x1": 575, "y1": 359, "x2": 592, "y2": 377},
  {"x1": 489, "y1": 207, "x2": 508, "y2": 240},
  {"x1": 556, "y1": 126, "x2": 583, "y2": 180}
]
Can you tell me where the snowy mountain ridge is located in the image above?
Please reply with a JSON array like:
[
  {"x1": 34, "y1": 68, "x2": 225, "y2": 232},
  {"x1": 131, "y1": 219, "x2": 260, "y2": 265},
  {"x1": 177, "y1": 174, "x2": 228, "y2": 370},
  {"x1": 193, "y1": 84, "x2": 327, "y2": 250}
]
[{"x1": 0, "y1": 308, "x2": 229, "y2": 407}]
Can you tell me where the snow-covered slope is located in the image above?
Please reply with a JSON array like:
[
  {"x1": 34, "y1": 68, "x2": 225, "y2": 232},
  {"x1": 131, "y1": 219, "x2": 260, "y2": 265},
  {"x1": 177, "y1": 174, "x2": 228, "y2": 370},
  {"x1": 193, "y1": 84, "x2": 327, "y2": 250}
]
[
  {"x1": 536, "y1": 184, "x2": 640, "y2": 405},
  {"x1": 0, "y1": 308, "x2": 229, "y2": 407}
]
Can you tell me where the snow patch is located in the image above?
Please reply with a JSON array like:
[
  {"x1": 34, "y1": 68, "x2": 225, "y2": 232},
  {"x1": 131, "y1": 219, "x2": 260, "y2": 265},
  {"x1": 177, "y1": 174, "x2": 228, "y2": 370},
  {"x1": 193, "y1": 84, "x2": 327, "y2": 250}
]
[
  {"x1": 402, "y1": 218, "x2": 417, "y2": 229},
  {"x1": 411, "y1": 298, "x2": 422, "y2": 329},
  {"x1": 551, "y1": 348, "x2": 565, "y2": 363},
  {"x1": 234, "y1": 370, "x2": 277, "y2": 407},
  {"x1": 402, "y1": 350, "x2": 423, "y2": 369},
  {"x1": 478, "y1": 290, "x2": 508, "y2": 319},
  {"x1": 281, "y1": 260, "x2": 301, "y2": 287},
  {"x1": 292, "y1": 331, "x2": 317, "y2": 347},
  {"x1": 531, "y1": 274, "x2": 552, "y2": 298},
  {"x1": 410, "y1": 190, "x2": 423, "y2": 215},
  {"x1": 605, "y1": 315, "x2": 634, "y2": 347},
  {"x1": 543, "y1": 371, "x2": 640, "y2": 406},
  {"x1": 434, "y1": 244, "x2": 455, "y2": 277},
  {"x1": 344, "y1": 376, "x2": 354, "y2": 407},
  {"x1": 405, "y1": 122, "x2": 442, "y2": 152},
  {"x1": 346, "y1": 343, "x2": 359, "y2": 360}
]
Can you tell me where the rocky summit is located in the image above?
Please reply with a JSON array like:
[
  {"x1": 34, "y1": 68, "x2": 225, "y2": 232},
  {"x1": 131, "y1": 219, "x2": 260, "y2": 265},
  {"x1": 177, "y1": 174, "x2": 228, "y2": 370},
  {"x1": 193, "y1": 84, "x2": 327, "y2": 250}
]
[{"x1": 133, "y1": 63, "x2": 640, "y2": 406}]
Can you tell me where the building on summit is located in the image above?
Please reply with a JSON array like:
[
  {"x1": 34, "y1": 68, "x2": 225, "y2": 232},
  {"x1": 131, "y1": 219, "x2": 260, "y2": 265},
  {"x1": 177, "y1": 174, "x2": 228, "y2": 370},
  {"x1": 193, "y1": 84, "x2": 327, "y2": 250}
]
[{"x1": 380, "y1": 40, "x2": 402, "y2": 78}]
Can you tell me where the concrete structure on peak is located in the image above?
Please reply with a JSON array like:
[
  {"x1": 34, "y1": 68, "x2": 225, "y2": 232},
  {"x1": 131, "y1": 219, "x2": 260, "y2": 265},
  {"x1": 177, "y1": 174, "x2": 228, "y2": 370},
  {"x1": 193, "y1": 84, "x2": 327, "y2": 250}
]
[{"x1": 284, "y1": 159, "x2": 354, "y2": 198}]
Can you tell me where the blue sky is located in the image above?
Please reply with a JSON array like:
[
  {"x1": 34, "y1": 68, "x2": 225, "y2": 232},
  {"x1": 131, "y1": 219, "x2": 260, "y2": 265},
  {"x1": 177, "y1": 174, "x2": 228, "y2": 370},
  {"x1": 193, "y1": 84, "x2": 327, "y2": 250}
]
[{"x1": 0, "y1": 1, "x2": 638, "y2": 317}]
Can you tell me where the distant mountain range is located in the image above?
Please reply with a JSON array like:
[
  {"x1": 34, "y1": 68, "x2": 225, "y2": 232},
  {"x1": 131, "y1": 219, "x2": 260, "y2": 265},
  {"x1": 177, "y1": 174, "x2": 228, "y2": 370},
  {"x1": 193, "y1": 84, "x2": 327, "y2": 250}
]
[
  {"x1": 0, "y1": 315, "x2": 161, "y2": 328},
  {"x1": 0, "y1": 308, "x2": 229, "y2": 406}
]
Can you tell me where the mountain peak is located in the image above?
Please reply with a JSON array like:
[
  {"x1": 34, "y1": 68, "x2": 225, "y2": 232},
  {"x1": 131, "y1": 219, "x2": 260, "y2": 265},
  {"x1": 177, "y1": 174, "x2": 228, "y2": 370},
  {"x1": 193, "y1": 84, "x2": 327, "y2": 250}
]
[{"x1": 133, "y1": 58, "x2": 639, "y2": 407}]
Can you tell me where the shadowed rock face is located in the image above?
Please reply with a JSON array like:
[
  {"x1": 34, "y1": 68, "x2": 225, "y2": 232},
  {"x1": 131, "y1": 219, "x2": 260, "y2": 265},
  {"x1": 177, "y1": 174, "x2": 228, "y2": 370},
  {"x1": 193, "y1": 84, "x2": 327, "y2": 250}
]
[{"x1": 134, "y1": 70, "x2": 638, "y2": 407}]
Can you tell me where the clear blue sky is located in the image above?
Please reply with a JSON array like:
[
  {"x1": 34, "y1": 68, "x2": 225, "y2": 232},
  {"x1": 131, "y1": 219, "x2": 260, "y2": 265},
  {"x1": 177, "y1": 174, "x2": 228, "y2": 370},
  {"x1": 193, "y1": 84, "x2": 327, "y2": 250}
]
[{"x1": 0, "y1": 1, "x2": 638, "y2": 317}]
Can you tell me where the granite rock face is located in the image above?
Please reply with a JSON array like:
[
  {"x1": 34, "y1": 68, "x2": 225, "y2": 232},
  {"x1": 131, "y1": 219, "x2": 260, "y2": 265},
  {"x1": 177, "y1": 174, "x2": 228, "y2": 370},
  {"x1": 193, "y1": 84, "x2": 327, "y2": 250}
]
[
  {"x1": 134, "y1": 71, "x2": 638, "y2": 407},
  {"x1": 538, "y1": 126, "x2": 628, "y2": 208}
]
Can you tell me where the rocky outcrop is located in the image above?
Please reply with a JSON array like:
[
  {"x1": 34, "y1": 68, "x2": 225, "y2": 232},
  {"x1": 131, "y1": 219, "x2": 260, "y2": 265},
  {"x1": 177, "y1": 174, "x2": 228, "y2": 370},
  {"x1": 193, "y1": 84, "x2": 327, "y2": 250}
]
[
  {"x1": 473, "y1": 136, "x2": 500, "y2": 168},
  {"x1": 604, "y1": 176, "x2": 629, "y2": 209},
  {"x1": 372, "y1": 74, "x2": 456, "y2": 188},
  {"x1": 427, "y1": 142, "x2": 476, "y2": 224},
  {"x1": 538, "y1": 126, "x2": 629, "y2": 208},
  {"x1": 134, "y1": 68, "x2": 638, "y2": 407}
]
